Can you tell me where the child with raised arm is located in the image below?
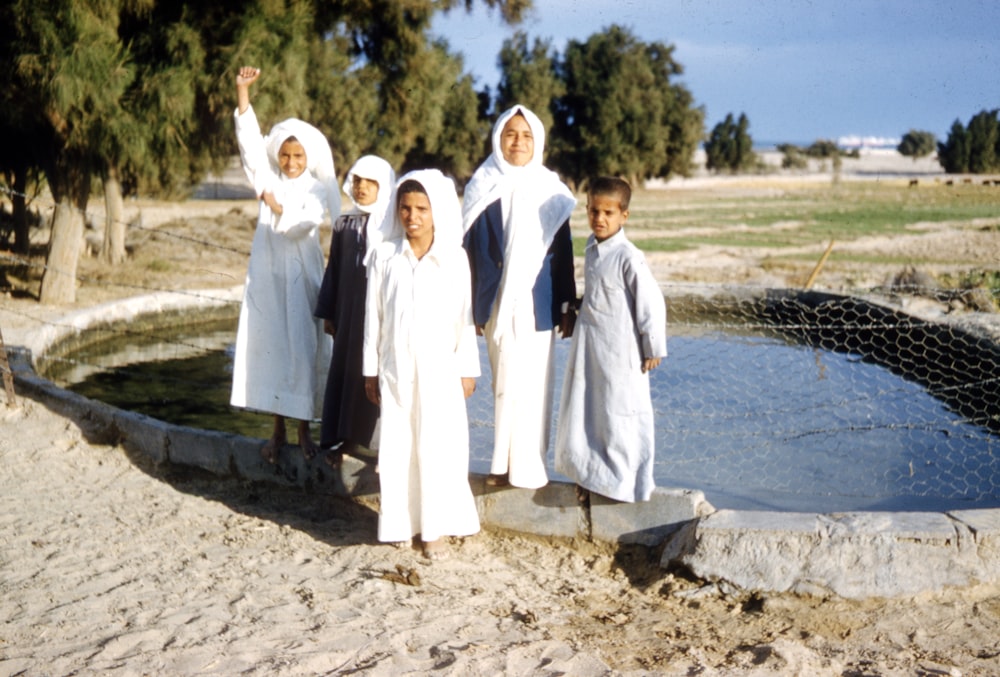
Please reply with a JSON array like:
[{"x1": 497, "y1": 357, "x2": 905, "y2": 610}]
[
  {"x1": 315, "y1": 155, "x2": 395, "y2": 468},
  {"x1": 229, "y1": 66, "x2": 339, "y2": 463},
  {"x1": 363, "y1": 169, "x2": 481, "y2": 560},
  {"x1": 555, "y1": 177, "x2": 667, "y2": 503}
]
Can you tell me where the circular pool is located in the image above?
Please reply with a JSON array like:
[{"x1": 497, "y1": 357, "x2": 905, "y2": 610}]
[{"x1": 40, "y1": 289, "x2": 1000, "y2": 513}]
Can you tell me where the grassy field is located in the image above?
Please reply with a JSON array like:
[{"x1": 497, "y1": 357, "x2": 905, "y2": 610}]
[{"x1": 573, "y1": 181, "x2": 1000, "y2": 256}]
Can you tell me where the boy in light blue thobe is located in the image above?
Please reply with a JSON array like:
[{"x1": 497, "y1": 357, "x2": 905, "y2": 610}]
[{"x1": 555, "y1": 177, "x2": 667, "y2": 502}]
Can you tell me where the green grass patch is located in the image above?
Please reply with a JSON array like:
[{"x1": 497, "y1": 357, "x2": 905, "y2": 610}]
[{"x1": 612, "y1": 183, "x2": 1000, "y2": 254}]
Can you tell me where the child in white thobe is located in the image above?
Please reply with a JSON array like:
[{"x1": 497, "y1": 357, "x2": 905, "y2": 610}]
[
  {"x1": 556, "y1": 177, "x2": 667, "y2": 503},
  {"x1": 363, "y1": 169, "x2": 481, "y2": 560},
  {"x1": 229, "y1": 66, "x2": 338, "y2": 464}
]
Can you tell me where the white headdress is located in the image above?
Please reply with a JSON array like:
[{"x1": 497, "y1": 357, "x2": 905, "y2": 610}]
[
  {"x1": 343, "y1": 154, "x2": 396, "y2": 263},
  {"x1": 461, "y1": 105, "x2": 576, "y2": 342},
  {"x1": 460, "y1": 104, "x2": 574, "y2": 237},
  {"x1": 265, "y1": 118, "x2": 341, "y2": 222},
  {"x1": 393, "y1": 169, "x2": 463, "y2": 250}
]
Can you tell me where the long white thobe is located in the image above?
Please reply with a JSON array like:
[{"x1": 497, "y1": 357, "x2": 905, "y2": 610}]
[
  {"x1": 555, "y1": 230, "x2": 667, "y2": 502},
  {"x1": 229, "y1": 106, "x2": 332, "y2": 420},
  {"x1": 363, "y1": 238, "x2": 481, "y2": 542}
]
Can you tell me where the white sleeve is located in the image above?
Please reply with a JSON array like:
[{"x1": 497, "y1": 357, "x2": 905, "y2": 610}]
[
  {"x1": 362, "y1": 250, "x2": 384, "y2": 378},
  {"x1": 454, "y1": 256, "x2": 481, "y2": 377},
  {"x1": 625, "y1": 251, "x2": 668, "y2": 360},
  {"x1": 273, "y1": 179, "x2": 326, "y2": 239},
  {"x1": 233, "y1": 105, "x2": 278, "y2": 197}
]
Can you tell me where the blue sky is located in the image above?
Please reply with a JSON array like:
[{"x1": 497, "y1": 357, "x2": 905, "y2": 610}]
[{"x1": 432, "y1": 0, "x2": 1000, "y2": 145}]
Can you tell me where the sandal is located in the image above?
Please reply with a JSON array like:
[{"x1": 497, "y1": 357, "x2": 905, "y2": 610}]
[{"x1": 485, "y1": 473, "x2": 509, "y2": 487}]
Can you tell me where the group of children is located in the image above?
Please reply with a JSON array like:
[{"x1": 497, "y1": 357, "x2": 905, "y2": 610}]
[{"x1": 229, "y1": 67, "x2": 667, "y2": 561}]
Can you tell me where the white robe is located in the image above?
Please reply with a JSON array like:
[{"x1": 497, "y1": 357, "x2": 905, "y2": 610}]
[
  {"x1": 363, "y1": 235, "x2": 481, "y2": 543},
  {"x1": 462, "y1": 105, "x2": 577, "y2": 489},
  {"x1": 229, "y1": 106, "x2": 332, "y2": 420},
  {"x1": 555, "y1": 230, "x2": 667, "y2": 502}
]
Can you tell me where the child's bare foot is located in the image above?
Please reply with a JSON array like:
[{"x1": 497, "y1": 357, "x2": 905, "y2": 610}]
[
  {"x1": 260, "y1": 439, "x2": 279, "y2": 464},
  {"x1": 485, "y1": 473, "x2": 509, "y2": 487},
  {"x1": 261, "y1": 415, "x2": 288, "y2": 464},
  {"x1": 297, "y1": 420, "x2": 318, "y2": 460},
  {"x1": 324, "y1": 448, "x2": 343, "y2": 468},
  {"x1": 300, "y1": 439, "x2": 320, "y2": 461},
  {"x1": 422, "y1": 539, "x2": 448, "y2": 561}
]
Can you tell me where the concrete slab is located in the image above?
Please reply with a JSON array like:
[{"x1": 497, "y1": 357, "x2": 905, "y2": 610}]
[
  {"x1": 950, "y1": 508, "x2": 1000, "y2": 568},
  {"x1": 113, "y1": 409, "x2": 171, "y2": 465},
  {"x1": 590, "y1": 487, "x2": 713, "y2": 546},
  {"x1": 666, "y1": 509, "x2": 995, "y2": 598},
  {"x1": 167, "y1": 425, "x2": 237, "y2": 476},
  {"x1": 473, "y1": 479, "x2": 584, "y2": 539}
]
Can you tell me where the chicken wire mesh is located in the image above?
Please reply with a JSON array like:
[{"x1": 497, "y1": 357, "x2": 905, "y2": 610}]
[
  {"x1": 466, "y1": 285, "x2": 1000, "y2": 512},
  {"x1": 31, "y1": 283, "x2": 1000, "y2": 514}
]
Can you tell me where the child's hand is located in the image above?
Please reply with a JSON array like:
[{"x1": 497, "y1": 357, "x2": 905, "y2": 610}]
[
  {"x1": 323, "y1": 319, "x2": 336, "y2": 338},
  {"x1": 559, "y1": 310, "x2": 576, "y2": 338},
  {"x1": 236, "y1": 66, "x2": 261, "y2": 87},
  {"x1": 641, "y1": 357, "x2": 662, "y2": 373},
  {"x1": 461, "y1": 377, "x2": 476, "y2": 399},
  {"x1": 364, "y1": 376, "x2": 381, "y2": 405},
  {"x1": 260, "y1": 190, "x2": 283, "y2": 215}
]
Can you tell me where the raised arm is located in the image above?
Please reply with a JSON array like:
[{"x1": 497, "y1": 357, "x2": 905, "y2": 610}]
[{"x1": 236, "y1": 66, "x2": 260, "y2": 115}]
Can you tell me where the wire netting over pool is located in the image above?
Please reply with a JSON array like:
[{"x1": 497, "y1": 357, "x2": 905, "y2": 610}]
[{"x1": 43, "y1": 286, "x2": 1000, "y2": 513}]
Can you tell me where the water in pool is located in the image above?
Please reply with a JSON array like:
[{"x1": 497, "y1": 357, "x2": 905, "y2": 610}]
[{"x1": 46, "y1": 317, "x2": 999, "y2": 513}]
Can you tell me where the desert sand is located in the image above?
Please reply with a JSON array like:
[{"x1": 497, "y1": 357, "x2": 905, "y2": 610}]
[{"x1": 2, "y1": 153, "x2": 1000, "y2": 675}]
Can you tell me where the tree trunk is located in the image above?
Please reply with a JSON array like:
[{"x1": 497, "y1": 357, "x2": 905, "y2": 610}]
[
  {"x1": 101, "y1": 165, "x2": 127, "y2": 264},
  {"x1": 12, "y1": 166, "x2": 29, "y2": 255},
  {"x1": 39, "y1": 161, "x2": 90, "y2": 305},
  {"x1": 39, "y1": 198, "x2": 85, "y2": 304}
]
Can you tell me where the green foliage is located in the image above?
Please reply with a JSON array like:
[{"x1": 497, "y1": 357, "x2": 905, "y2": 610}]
[
  {"x1": 6, "y1": 0, "x2": 132, "y2": 186},
  {"x1": 804, "y1": 139, "x2": 840, "y2": 158},
  {"x1": 897, "y1": 129, "x2": 936, "y2": 159},
  {"x1": 551, "y1": 25, "x2": 703, "y2": 187},
  {"x1": 939, "y1": 268, "x2": 1000, "y2": 302},
  {"x1": 938, "y1": 109, "x2": 1000, "y2": 174},
  {"x1": 704, "y1": 112, "x2": 755, "y2": 173},
  {"x1": 937, "y1": 120, "x2": 970, "y2": 173},
  {"x1": 967, "y1": 109, "x2": 999, "y2": 173},
  {"x1": 380, "y1": 41, "x2": 486, "y2": 177},
  {"x1": 307, "y1": 36, "x2": 379, "y2": 173},
  {"x1": 496, "y1": 31, "x2": 563, "y2": 133},
  {"x1": 777, "y1": 144, "x2": 808, "y2": 170}
]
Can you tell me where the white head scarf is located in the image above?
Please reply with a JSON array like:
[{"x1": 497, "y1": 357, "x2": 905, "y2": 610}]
[
  {"x1": 392, "y1": 169, "x2": 463, "y2": 251},
  {"x1": 461, "y1": 104, "x2": 575, "y2": 237},
  {"x1": 461, "y1": 105, "x2": 576, "y2": 341},
  {"x1": 342, "y1": 154, "x2": 396, "y2": 263},
  {"x1": 265, "y1": 117, "x2": 341, "y2": 223}
]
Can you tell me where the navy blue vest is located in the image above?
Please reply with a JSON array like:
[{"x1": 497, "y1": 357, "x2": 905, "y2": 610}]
[{"x1": 462, "y1": 199, "x2": 576, "y2": 330}]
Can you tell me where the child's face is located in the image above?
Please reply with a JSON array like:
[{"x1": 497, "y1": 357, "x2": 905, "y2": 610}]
[
  {"x1": 351, "y1": 176, "x2": 379, "y2": 206},
  {"x1": 398, "y1": 191, "x2": 433, "y2": 242},
  {"x1": 499, "y1": 114, "x2": 534, "y2": 167},
  {"x1": 587, "y1": 194, "x2": 628, "y2": 242},
  {"x1": 278, "y1": 139, "x2": 307, "y2": 179}
]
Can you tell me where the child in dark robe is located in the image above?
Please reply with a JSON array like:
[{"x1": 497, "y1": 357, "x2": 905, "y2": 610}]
[{"x1": 315, "y1": 155, "x2": 395, "y2": 467}]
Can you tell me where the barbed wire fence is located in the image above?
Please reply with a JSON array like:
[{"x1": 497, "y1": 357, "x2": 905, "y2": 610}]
[{"x1": 2, "y1": 183, "x2": 999, "y2": 512}]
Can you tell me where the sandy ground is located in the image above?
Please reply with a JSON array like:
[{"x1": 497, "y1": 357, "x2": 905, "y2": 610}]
[{"x1": 3, "y1": 157, "x2": 1000, "y2": 675}]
